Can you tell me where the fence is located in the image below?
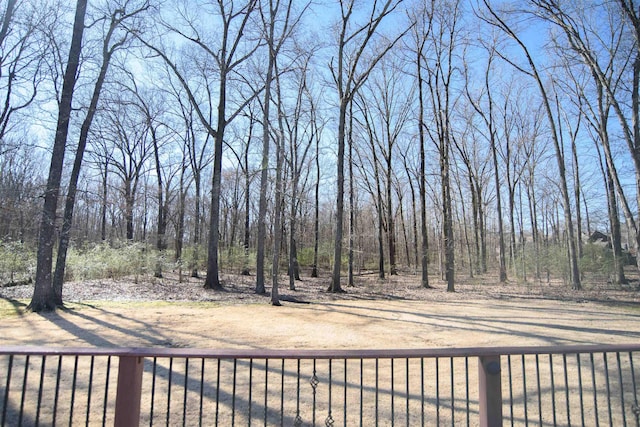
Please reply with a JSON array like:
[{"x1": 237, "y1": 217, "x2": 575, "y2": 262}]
[{"x1": 1, "y1": 344, "x2": 639, "y2": 426}]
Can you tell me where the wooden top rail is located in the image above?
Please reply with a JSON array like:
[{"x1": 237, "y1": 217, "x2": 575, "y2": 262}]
[{"x1": 0, "y1": 343, "x2": 639, "y2": 359}]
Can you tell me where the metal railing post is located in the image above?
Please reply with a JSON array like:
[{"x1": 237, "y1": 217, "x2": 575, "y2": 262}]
[
  {"x1": 478, "y1": 355, "x2": 502, "y2": 427},
  {"x1": 114, "y1": 355, "x2": 144, "y2": 427}
]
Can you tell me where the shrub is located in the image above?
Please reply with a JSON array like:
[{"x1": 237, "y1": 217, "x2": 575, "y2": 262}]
[
  {"x1": 218, "y1": 246, "x2": 254, "y2": 274},
  {"x1": 298, "y1": 242, "x2": 334, "y2": 269},
  {"x1": 0, "y1": 240, "x2": 35, "y2": 285},
  {"x1": 518, "y1": 242, "x2": 571, "y2": 284},
  {"x1": 579, "y1": 243, "x2": 615, "y2": 277},
  {"x1": 65, "y1": 241, "x2": 158, "y2": 281},
  {"x1": 178, "y1": 244, "x2": 207, "y2": 272}
]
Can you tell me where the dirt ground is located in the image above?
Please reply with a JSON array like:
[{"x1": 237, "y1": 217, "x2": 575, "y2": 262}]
[
  {"x1": 2, "y1": 273, "x2": 640, "y2": 426},
  {"x1": 1, "y1": 272, "x2": 639, "y2": 349}
]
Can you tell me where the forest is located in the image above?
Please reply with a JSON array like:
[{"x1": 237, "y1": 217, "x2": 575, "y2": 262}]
[{"x1": 0, "y1": 0, "x2": 638, "y2": 311}]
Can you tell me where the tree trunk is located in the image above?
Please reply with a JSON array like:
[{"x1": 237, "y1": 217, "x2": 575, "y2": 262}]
[
  {"x1": 289, "y1": 167, "x2": 301, "y2": 289},
  {"x1": 398, "y1": 192, "x2": 411, "y2": 270},
  {"x1": 441, "y1": 138, "x2": 455, "y2": 292},
  {"x1": 518, "y1": 182, "x2": 527, "y2": 282},
  {"x1": 288, "y1": 239, "x2": 301, "y2": 283},
  {"x1": 242, "y1": 118, "x2": 253, "y2": 276},
  {"x1": 271, "y1": 133, "x2": 284, "y2": 306},
  {"x1": 470, "y1": 176, "x2": 480, "y2": 275},
  {"x1": 241, "y1": 171, "x2": 251, "y2": 275},
  {"x1": 52, "y1": 16, "x2": 116, "y2": 302},
  {"x1": 29, "y1": 0, "x2": 87, "y2": 312},
  {"x1": 255, "y1": 38, "x2": 274, "y2": 295},
  {"x1": 373, "y1": 137, "x2": 385, "y2": 280},
  {"x1": 311, "y1": 123, "x2": 320, "y2": 278},
  {"x1": 607, "y1": 166, "x2": 627, "y2": 284},
  {"x1": 100, "y1": 161, "x2": 108, "y2": 241},
  {"x1": 348, "y1": 101, "x2": 355, "y2": 287},
  {"x1": 417, "y1": 46, "x2": 430, "y2": 288},
  {"x1": 386, "y1": 157, "x2": 397, "y2": 276},
  {"x1": 571, "y1": 129, "x2": 583, "y2": 259},
  {"x1": 125, "y1": 180, "x2": 134, "y2": 241},
  {"x1": 329, "y1": 99, "x2": 348, "y2": 292},
  {"x1": 175, "y1": 161, "x2": 187, "y2": 263},
  {"x1": 152, "y1": 125, "x2": 165, "y2": 279},
  {"x1": 191, "y1": 175, "x2": 201, "y2": 278},
  {"x1": 175, "y1": 196, "x2": 185, "y2": 262},
  {"x1": 407, "y1": 172, "x2": 419, "y2": 270},
  {"x1": 456, "y1": 171, "x2": 473, "y2": 278},
  {"x1": 203, "y1": 74, "x2": 226, "y2": 290},
  {"x1": 526, "y1": 172, "x2": 541, "y2": 282},
  {"x1": 488, "y1": 83, "x2": 507, "y2": 283},
  {"x1": 507, "y1": 172, "x2": 517, "y2": 277},
  {"x1": 0, "y1": 0, "x2": 16, "y2": 50},
  {"x1": 227, "y1": 170, "x2": 241, "y2": 258},
  {"x1": 479, "y1": 186, "x2": 488, "y2": 274}
]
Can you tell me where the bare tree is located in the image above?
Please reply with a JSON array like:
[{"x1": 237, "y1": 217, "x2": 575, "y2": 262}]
[
  {"x1": 285, "y1": 50, "x2": 315, "y2": 291},
  {"x1": 173, "y1": 125, "x2": 192, "y2": 272},
  {"x1": 100, "y1": 91, "x2": 154, "y2": 242},
  {"x1": 464, "y1": 42, "x2": 507, "y2": 282},
  {"x1": 571, "y1": 66, "x2": 629, "y2": 284},
  {"x1": 138, "y1": 0, "x2": 262, "y2": 290},
  {"x1": 498, "y1": 82, "x2": 535, "y2": 278},
  {"x1": 353, "y1": 93, "x2": 386, "y2": 279},
  {"x1": 29, "y1": 0, "x2": 88, "y2": 312},
  {"x1": 161, "y1": 69, "x2": 214, "y2": 278},
  {"x1": 269, "y1": 60, "x2": 287, "y2": 306},
  {"x1": 164, "y1": 78, "x2": 201, "y2": 271},
  {"x1": 398, "y1": 144, "x2": 420, "y2": 271},
  {"x1": 482, "y1": 0, "x2": 582, "y2": 289},
  {"x1": 52, "y1": 1, "x2": 151, "y2": 302},
  {"x1": 511, "y1": 95, "x2": 545, "y2": 281},
  {"x1": 118, "y1": 73, "x2": 173, "y2": 277},
  {"x1": 407, "y1": 1, "x2": 435, "y2": 287},
  {"x1": 0, "y1": 0, "x2": 52, "y2": 143},
  {"x1": 362, "y1": 56, "x2": 413, "y2": 277},
  {"x1": 450, "y1": 105, "x2": 491, "y2": 277},
  {"x1": 0, "y1": 143, "x2": 42, "y2": 242},
  {"x1": 421, "y1": 0, "x2": 464, "y2": 292},
  {"x1": 537, "y1": 0, "x2": 640, "y2": 283},
  {"x1": 256, "y1": 0, "x2": 307, "y2": 295},
  {"x1": 309, "y1": 85, "x2": 324, "y2": 279},
  {"x1": 529, "y1": 0, "x2": 638, "y2": 282},
  {"x1": 255, "y1": 0, "x2": 279, "y2": 295},
  {"x1": 328, "y1": 0, "x2": 408, "y2": 292},
  {"x1": 239, "y1": 107, "x2": 257, "y2": 276}
]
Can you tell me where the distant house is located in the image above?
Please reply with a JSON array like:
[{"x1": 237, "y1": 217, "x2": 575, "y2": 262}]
[{"x1": 588, "y1": 231, "x2": 610, "y2": 245}]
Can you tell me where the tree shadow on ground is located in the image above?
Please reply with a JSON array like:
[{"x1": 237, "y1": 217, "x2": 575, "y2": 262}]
[
  {"x1": 310, "y1": 300, "x2": 640, "y2": 347},
  {"x1": 0, "y1": 296, "x2": 27, "y2": 316}
]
